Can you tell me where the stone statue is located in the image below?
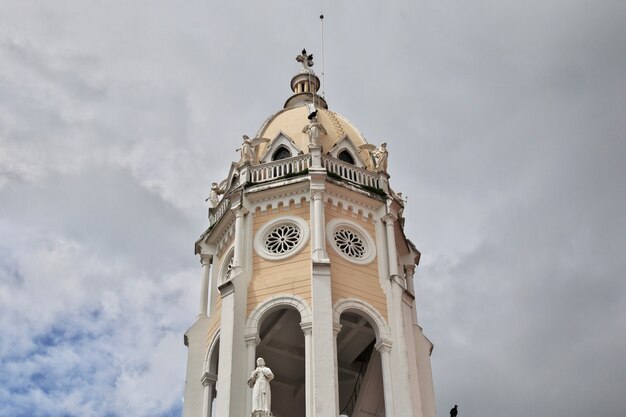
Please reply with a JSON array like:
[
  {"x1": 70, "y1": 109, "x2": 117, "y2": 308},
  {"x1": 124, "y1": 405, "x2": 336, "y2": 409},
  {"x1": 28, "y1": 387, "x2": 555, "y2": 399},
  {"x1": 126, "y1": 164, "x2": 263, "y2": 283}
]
[
  {"x1": 296, "y1": 48, "x2": 314, "y2": 71},
  {"x1": 371, "y1": 142, "x2": 388, "y2": 173},
  {"x1": 207, "y1": 180, "x2": 227, "y2": 208},
  {"x1": 359, "y1": 142, "x2": 389, "y2": 173},
  {"x1": 208, "y1": 182, "x2": 221, "y2": 208},
  {"x1": 302, "y1": 111, "x2": 327, "y2": 147},
  {"x1": 236, "y1": 135, "x2": 270, "y2": 166},
  {"x1": 248, "y1": 357, "x2": 274, "y2": 415}
]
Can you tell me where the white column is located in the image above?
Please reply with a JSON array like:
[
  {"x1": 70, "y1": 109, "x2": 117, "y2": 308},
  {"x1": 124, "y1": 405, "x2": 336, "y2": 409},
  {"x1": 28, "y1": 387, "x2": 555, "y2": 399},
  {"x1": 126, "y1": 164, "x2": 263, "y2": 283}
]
[
  {"x1": 383, "y1": 213, "x2": 414, "y2": 414},
  {"x1": 311, "y1": 191, "x2": 328, "y2": 262},
  {"x1": 310, "y1": 263, "x2": 338, "y2": 417},
  {"x1": 201, "y1": 372, "x2": 217, "y2": 417},
  {"x1": 383, "y1": 214, "x2": 400, "y2": 280},
  {"x1": 199, "y1": 254, "x2": 212, "y2": 316},
  {"x1": 405, "y1": 264, "x2": 418, "y2": 324},
  {"x1": 214, "y1": 282, "x2": 236, "y2": 417},
  {"x1": 375, "y1": 339, "x2": 395, "y2": 417},
  {"x1": 232, "y1": 206, "x2": 249, "y2": 278},
  {"x1": 300, "y1": 322, "x2": 313, "y2": 417},
  {"x1": 244, "y1": 334, "x2": 259, "y2": 417},
  {"x1": 333, "y1": 323, "x2": 343, "y2": 415}
]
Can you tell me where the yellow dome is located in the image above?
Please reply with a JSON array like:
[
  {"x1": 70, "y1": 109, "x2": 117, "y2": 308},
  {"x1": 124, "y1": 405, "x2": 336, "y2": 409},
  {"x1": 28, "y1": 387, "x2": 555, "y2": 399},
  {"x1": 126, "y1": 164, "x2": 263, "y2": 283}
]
[{"x1": 255, "y1": 104, "x2": 374, "y2": 169}]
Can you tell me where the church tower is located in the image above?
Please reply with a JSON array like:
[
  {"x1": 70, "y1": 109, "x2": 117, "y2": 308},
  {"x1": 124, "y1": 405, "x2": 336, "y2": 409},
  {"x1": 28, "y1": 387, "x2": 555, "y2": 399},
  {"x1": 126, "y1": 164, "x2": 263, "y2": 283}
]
[{"x1": 183, "y1": 50, "x2": 436, "y2": 417}]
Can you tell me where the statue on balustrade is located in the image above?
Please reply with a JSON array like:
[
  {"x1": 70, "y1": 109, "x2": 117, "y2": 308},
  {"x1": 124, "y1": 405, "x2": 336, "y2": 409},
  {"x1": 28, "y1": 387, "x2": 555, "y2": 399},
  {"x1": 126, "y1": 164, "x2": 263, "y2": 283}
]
[
  {"x1": 359, "y1": 142, "x2": 389, "y2": 173},
  {"x1": 237, "y1": 135, "x2": 270, "y2": 166},
  {"x1": 303, "y1": 110, "x2": 327, "y2": 147}
]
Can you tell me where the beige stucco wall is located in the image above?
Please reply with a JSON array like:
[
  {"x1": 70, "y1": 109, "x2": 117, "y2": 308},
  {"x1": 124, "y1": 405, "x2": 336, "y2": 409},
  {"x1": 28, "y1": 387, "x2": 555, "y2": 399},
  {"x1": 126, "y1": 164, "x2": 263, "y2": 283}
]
[
  {"x1": 247, "y1": 202, "x2": 312, "y2": 315},
  {"x1": 206, "y1": 295, "x2": 222, "y2": 347},
  {"x1": 326, "y1": 207, "x2": 387, "y2": 320}
]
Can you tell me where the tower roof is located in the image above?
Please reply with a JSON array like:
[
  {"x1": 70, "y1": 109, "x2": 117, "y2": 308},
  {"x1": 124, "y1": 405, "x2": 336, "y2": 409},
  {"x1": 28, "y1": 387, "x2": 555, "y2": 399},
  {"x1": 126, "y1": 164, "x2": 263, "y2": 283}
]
[
  {"x1": 255, "y1": 106, "x2": 372, "y2": 166},
  {"x1": 252, "y1": 49, "x2": 374, "y2": 169}
]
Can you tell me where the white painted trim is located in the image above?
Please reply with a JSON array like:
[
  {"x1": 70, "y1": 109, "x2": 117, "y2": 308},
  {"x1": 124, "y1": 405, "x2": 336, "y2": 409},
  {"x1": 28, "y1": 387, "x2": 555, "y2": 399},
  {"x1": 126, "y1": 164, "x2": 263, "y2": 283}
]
[
  {"x1": 203, "y1": 331, "x2": 221, "y2": 373},
  {"x1": 328, "y1": 135, "x2": 367, "y2": 168},
  {"x1": 244, "y1": 294, "x2": 313, "y2": 337},
  {"x1": 333, "y1": 297, "x2": 391, "y2": 341},
  {"x1": 260, "y1": 132, "x2": 303, "y2": 163},
  {"x1": 218, "y1": 246, "x2": 235, "y2": 286},
  {"x1": 253, "y1": 215, "x2": 310, "y2": 261},
  {"x1": 326, "y1": 218, "x2": 377, "y2": 265}
]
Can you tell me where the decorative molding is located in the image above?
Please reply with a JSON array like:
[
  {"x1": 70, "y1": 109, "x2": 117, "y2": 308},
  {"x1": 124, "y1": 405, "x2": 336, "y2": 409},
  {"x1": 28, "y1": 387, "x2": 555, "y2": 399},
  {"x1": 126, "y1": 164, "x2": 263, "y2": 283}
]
[
  {"x1": 333, "y1": 297, "x2": 391, "y2": 342},
  {"x1": 200, "y1": 254, "x2": 213, "y2": 266},
  {"x1": 259, "y1": 131, "x2": 303, "y2": 163},
  {"x1": 300, "y1": 321, "x2": 313, "y2": 336},
  {"x1": 327, "y1": 135, "x2": 367, "y2": 168},
  {"x1": 218, "y1": 247, "x2": 235, "y2": 285},
  {"x1": 203, "y1": 330, "x2": 221, "y2": 373},
  {"x1": 245, "y1": 294, "x2": 313, "y2": 338},
  {"x1": 218, "y1": 281, "x2": 235, "y2": 297},
  {"x1": 374, "y1": 338, "x2": 393, "y2": 353},
  {"x1": 324, "y1": 188, "x2": 380, "y2": 222},
  {"x1": 201, "y1": 371, "x2": 218, "y2": 386},
  {"x1": 244, "y1": 333, "x2": 261, "y2": 347},
  {"x1": 216, "y1": 220, "x2": 236, "y2": 256},
  {"x1": 248, "y1": 187, "x2": 310, "y2": 215}
]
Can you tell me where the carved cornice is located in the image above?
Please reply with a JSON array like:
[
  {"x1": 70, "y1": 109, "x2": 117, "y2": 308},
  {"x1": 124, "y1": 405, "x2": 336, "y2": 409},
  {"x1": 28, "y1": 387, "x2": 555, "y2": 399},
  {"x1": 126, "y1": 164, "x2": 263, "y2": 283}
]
[
  {"x1": 201, "y1": 371, "x2": 218, "y2": 386},
  {"x1": 374, "y1": 338, "x2": 393, "y2": 353}
]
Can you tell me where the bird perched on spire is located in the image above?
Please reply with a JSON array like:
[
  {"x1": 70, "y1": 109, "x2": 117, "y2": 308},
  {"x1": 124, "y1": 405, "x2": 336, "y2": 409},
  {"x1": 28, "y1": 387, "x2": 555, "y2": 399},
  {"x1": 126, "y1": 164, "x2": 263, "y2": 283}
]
[
  {"x1": 296, "y1": 48, "x2": 314, "y2": 70},
  {"x1": 450, "y1": 405, "x2": 458, "y2": 417}
]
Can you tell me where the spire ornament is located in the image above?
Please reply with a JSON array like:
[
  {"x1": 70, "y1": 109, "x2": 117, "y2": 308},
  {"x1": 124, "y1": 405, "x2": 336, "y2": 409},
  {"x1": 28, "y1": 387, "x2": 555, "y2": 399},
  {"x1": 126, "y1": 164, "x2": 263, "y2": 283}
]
[{"x1": 296, "y1": 48, "x2": 314, "y2": 72}]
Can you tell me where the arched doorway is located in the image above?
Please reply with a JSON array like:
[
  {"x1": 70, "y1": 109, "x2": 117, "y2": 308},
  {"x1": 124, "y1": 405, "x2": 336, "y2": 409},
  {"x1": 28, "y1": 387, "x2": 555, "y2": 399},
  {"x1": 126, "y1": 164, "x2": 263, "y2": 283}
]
[
  {"x1": 256, "y1": 307, "x2": 306, "y2": 417},
  {"x1": 337, "y1": 311, "x2": 385, "y2": 417},
  {"x1": 203, "y1": 337, "x2": 219, "y2": 417}
]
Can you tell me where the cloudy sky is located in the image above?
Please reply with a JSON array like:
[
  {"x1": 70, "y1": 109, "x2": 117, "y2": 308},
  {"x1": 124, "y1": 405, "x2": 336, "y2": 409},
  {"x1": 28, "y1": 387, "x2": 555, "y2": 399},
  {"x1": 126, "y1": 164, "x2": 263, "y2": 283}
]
[{"x1": 1, "y1": 1, "x2": 625, "y2": 417}]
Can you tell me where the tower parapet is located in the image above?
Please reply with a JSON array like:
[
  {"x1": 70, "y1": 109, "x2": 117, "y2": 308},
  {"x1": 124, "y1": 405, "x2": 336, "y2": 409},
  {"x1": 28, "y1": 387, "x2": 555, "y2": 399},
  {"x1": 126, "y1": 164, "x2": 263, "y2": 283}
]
[{"x1": 183, "y1": 50, "x2": 437, "y2": 417}]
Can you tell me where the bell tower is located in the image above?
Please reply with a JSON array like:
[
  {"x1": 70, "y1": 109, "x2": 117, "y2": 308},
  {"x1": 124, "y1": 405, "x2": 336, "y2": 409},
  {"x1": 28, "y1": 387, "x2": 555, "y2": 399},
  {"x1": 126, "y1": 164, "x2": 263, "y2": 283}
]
[{"x1": 182, "y1": 50, "x2": 437, "y2": 417}]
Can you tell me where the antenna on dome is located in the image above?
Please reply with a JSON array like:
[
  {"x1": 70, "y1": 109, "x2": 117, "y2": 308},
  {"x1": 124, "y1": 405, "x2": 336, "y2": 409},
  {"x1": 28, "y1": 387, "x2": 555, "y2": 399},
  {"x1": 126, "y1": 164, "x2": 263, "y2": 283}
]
[{"x1": 319, "y1": 12, "x2": 326, "y2": 98}]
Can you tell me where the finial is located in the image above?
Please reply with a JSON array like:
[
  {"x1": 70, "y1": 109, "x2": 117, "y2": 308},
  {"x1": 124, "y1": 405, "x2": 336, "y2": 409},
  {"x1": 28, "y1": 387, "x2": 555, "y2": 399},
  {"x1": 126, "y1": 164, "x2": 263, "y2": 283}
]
[{"x1": 296, "y1": 48, "x2": 314, "y2": 72}]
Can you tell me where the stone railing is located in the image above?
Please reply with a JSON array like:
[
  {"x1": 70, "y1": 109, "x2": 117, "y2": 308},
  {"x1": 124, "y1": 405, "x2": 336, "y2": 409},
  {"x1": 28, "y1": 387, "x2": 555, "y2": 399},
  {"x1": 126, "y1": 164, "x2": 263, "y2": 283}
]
[
  {"x1": 322, "y1": 155, "x2": 380, "y2": 189},
  {"x1": 249, "y1": 154, "x2": 310, "y2": 183},
  {"x1": 209, "y1": 197, "x2": 230, "y2": 226}
]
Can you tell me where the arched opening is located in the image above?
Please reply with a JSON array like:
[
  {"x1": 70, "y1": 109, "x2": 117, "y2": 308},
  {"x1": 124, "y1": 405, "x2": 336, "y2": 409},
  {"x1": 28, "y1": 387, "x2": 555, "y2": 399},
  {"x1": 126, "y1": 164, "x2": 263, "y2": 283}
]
[
  {"x1": 272, "y1": 146, "x2": 292, "y2": 161},
  {"x1": 204, "y1": 337, "x2": 220, "y2": 417},
  {"x1": 337, "y1": 312, "x2": 385, "y2": 417},
  {"x1": 256, "y1": 307, "x2": 306, "y2": 417},
  {"x1": 338, "y1": 150, "x2": 356, "y2": 165}
]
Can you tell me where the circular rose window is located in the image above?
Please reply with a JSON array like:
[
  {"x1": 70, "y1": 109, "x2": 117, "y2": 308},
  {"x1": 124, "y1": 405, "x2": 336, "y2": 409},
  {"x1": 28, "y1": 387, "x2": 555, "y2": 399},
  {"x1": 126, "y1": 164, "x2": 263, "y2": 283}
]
[
  {"x1": 333, "y1": 228, "x2": 366, "y2": 259},
  {"x1": 265, "y1": 224, "x2": 302, "y2": 254},
  {"x1": 254, "y1": 216, "x2": 310, "y2": 260},
  {"x1": 326, "y1": 219, "x2": 376, "y2": 264}
]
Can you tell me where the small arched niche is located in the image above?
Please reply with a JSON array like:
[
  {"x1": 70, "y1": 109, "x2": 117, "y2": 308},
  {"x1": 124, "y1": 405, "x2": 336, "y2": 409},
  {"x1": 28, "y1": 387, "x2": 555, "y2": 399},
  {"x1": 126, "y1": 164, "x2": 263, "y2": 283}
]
[
  {"x1": 338, "y1": 149, "x2": 356, "y2": 165},
  {"x1": 272, "y1": 146, "x2": 292, "y2": 161}
]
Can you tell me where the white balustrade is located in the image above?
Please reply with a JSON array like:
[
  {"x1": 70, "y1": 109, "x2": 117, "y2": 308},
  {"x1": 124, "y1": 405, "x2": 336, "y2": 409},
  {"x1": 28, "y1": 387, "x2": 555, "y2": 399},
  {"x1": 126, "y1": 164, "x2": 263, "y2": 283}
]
[
  {"x1": 249, "y1": 155, "x2": 311, "y2": 183},
  {"x1": 209, "y1": 197, "x2": 230, "y2": 226},
  {"x1": 322, "y1": 156, "x2": 380, "y2": 189}
]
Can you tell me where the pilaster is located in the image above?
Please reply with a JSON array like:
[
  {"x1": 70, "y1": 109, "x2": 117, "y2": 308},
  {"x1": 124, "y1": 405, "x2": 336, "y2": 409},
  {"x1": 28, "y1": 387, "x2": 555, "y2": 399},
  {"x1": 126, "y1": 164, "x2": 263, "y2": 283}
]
[
  {"x1": 201, "y1": 372, "x2": 218, "y2": 417},
  {"x1": 300, "y1": 322, "x2": 313, "y2": 417},
  {"x1": 310, "y1": 261, "x2": 338, "y2": 417},
  {"x1": 199, "y1": 254, "x2": 213, "y2": 317}
]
